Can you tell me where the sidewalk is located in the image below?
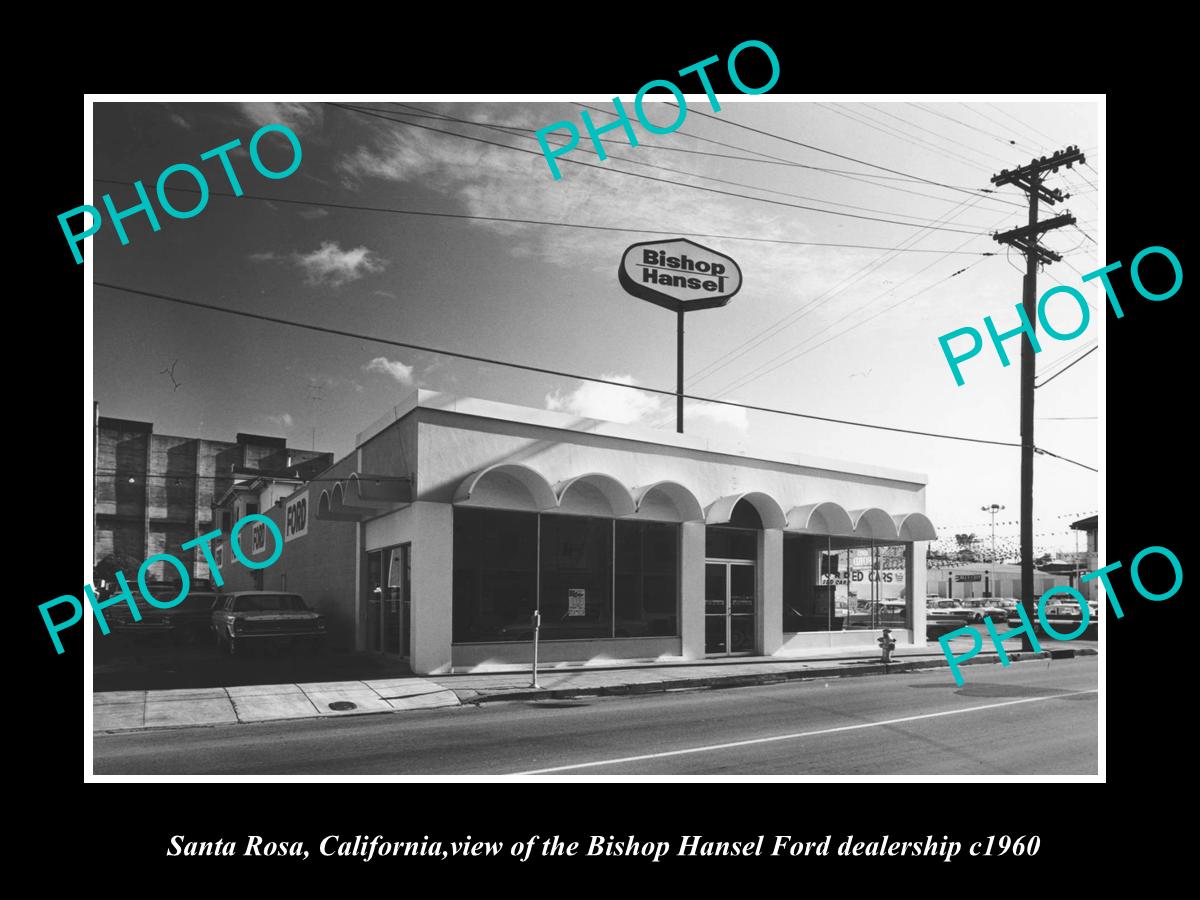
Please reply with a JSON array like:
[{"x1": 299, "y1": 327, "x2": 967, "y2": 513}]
[{"x1": 93, "y1": 640, "x2": 1097, "y2": 734}]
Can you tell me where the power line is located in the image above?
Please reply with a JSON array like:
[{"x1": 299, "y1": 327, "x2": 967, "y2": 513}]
[
  {"x1": 983, "y1": 103, "x2": 1064, "y2": 148},
  {"x1": 1034, "y1": 445, "x2": 1097, "y2": 473},
  {"x1": 688, "y1": 195, "x2": 989, "y2": 387},
  {"x1": 705, "y1": 204, "x2": 1011, "y2": 397},
  {"x1": 93, "y1": 178, "x2": 991, "y2": 256},
  {"x1": 568, "y1": 103, "x2": 1022, "y2": 212},
  {"x1": 820, "y1": 102, "x2": 1000, "y2": 173},
  {"x1": 329, "y1": 103, "x2": 991, "y2": 235},
  {"x1": 95, "y1": 281, "x2": 1025, "y2": 450},
  {"x1": 383, "y1": 102, "x2": 997, "y2": 228},
  {"x1": 649, "y1": 101, "x2": 1023, "y2": 207},
  {"x1": 1036, "y1": 346, "x2": 1097, "y2": 389}
]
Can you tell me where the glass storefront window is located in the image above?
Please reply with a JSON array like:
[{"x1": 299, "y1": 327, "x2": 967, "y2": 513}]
[
  {"x1": 453, "y1": 509, "x2": 681, "y2": 644},
  {"x1": 540, "y1": 515, "x2": 613, "y2": 640},
  {"x1": 783, "y1": 534, "x2": 911, "y2": 633},
  {"x1": 615, "y1": 520, "x2": 678, "y2": 638},
  {"x1": 452, "y1": 508, "x2": 538, "y2": 643}
]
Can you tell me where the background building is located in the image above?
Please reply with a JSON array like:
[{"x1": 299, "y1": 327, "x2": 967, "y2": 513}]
[
  {"x1": 93, "y1": 416, "x2": 332, "y2": 583},
  {"x1": 925, "y1": 562, "x2": 1069, "y2": 600}
]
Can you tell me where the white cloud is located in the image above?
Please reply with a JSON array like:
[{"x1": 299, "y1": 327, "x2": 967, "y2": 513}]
[
  {"x1": 248, "y1": 251, "x2": 278, "y2": 262},
  {"x1": 298, "y1": 208, "x2": 329, "y2": 220},
  {"x1": 292, "y1": 241, "x2": 386, "y2": 287},
  {"x1": 265, "y1": 412, "x2": 294, "y2": 430},
  {"x1": 239, "y1": 102, "x2": 322, "y2": 132},
  {"x1": 545, "y1": 374, "x2": 748, "y2": 432},
  {"x1": 364, "y1": 357, "x2": 414, "y2": 384},
  {"x1": 169, "y1": 112, "x2": 191, "y2": 130}
]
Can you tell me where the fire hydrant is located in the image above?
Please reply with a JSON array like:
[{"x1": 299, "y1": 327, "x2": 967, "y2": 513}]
[{"x1": 878, "y1": 628, "x2": 896, "y2": 663}]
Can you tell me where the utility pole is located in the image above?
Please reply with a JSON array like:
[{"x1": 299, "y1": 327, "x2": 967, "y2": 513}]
[{"x1": 991, "y1": 146, "x2": 1085, "y2": 649}]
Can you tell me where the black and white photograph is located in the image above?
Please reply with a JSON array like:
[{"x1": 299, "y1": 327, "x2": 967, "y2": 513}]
[{"x1": 74, "y1": 91, "x2": 1115, "y2": 781}]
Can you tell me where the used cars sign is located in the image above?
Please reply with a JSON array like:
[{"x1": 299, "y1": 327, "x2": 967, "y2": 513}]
[{"x1": 619, "y1": 238, "x2": 742, "y2": 312}]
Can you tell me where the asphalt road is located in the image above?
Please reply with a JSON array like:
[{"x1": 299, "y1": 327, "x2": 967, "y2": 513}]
[{"x1": 93, "y1": 657, "x2": 1098, "y2": 776}]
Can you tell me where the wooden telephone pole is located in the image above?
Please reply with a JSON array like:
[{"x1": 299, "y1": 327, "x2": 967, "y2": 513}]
[{"x1": 990, "y1": 146, "x2": 1085, "y2": 649}]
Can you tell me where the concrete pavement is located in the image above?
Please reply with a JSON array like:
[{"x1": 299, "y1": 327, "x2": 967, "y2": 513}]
[
  {"x1": 93, "y1": 656, "x2": 1099, "y2": 775},
  {"x1": 93, "y1": 634, "x2": 1096, "y2": 733},
  {"x1": 93, "y1": 678, "x2": 461, "y2": 732}
]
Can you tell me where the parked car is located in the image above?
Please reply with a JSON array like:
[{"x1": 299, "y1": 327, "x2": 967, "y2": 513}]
[
  {"x1": 959, "y1": 599, "x2": 1009, "y2": 623},
  {"x1": 211, "y1": 592, "x2": 326, "y2": 656},
  {"x1": 925, "y1": 599, "x2": 975, "y2": 622},
  {"x1": 108, "y1": 583, "x2": 217, "y2": 643}
]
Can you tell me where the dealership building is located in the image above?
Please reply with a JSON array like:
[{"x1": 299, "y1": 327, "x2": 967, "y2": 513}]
[{"x1": 214, "y1": 390, "x2": 938, "y2": 675}]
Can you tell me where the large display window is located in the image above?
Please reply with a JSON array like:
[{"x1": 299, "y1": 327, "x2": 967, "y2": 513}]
[
  {"x1": 453, "y1": 508, "x2": 680, "y2": 643},
  {"x1": 783, "y1": 534, "x2": 910, "y2": 632}
]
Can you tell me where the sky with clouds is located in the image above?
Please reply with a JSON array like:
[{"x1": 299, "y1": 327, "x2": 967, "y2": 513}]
[{"x1": 90, "y1": 97, "x2": 1100, "y2": 554}]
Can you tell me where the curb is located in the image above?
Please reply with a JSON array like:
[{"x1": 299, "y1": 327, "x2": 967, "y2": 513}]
[{"x1": 463, "y1": 648, "x2": 1099, "y2": 705}]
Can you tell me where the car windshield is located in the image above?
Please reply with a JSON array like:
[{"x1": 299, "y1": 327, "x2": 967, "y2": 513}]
[{"x1": 232, "y1": 594, "x2": 308, "y2": 612}]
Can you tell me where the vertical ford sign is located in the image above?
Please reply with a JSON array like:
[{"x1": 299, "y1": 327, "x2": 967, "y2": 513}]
[{"x1": 285, "y1": 491, "x2": 309, "y2": 542}]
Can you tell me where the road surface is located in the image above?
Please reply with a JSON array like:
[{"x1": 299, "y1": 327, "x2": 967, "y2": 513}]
[{"x1": 94, "y1": 657, "x2": 1098, "y2": 775}]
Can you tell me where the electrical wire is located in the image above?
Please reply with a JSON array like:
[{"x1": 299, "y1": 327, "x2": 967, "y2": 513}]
[
  {"x1": 94, "y1": 281, "x2": 1025, "y2": 449},
  {"x1": 329, "y1": 103, "x2": 991, "y2": 234},
  {"x1": 389, "y1": 102, "x2": 995, "y2": 228},
  {"x1": 92, "y1": 178, "x2": 991, "y2": 256},
  {"x1": 596, "y1": 101, "x2": 1026, "y2": 208},
  {"x1": 1034, "y1": 445, "x2": 1097, "y2": 472},
  {"x1": 818, "y1": 102, "x2": 998, "y2": 174},
  {"x1": 687, "y1": 196, "x2": 989, "y2": 386},
  {"x1": 1035, "y1": 346, "x2": 1097, "y2": 388}
]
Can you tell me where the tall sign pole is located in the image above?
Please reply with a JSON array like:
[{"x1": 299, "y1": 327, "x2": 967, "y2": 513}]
[
  {"x1": 991, "y1": 146, "x2": 1084, "y2": 649},
  {"x1": 677, "y1": 309, "x2": 685, "y2": 433},
  {"x1": 619, "y1": 239, "x2": 743, "y2": 434}
]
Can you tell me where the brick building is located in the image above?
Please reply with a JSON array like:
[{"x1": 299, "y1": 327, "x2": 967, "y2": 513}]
[{"x1": 93, "y1": 416, "x2": 332, "y2": 583}]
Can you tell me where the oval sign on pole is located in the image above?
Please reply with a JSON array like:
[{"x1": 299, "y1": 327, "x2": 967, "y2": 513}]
[{"x1": 618, "y1": 238, "x2": 742, "y2": 312}]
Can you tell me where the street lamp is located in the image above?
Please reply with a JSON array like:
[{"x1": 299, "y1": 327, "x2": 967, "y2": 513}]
[{"x1": 981, "y1": 504, "x2": 1005, "y2": 565}]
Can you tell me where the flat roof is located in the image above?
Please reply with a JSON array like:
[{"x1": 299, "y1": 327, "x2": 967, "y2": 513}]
[{"x1": 356, "y1": 389, "x2": 928, "y2": 486}]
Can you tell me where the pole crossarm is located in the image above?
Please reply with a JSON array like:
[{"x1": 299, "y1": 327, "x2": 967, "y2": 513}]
[{"x1": 991, "y1": 146, "x2": 1086, "y2": 206}]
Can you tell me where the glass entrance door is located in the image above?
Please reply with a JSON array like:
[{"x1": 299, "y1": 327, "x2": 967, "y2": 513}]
[
  {"x1": 367, "y1": 545, "x2": 410, "y2": 657},
  {"x1": 705, "y1": 560, "x2": 756, "y2": 655}
]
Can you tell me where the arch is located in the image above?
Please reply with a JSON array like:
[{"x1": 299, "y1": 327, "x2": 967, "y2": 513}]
[
  {"x1": 634, "y1": 480, "x2": 705, "y2": 522},
  {"x1": 849, "y1": 507, "x2": 900, "y2": 541},
  {"x1": 706, "y1": 491, "x2": 788, "y2": 529},
  {"x1": 787, "y1": 501, "x2": 855, "y2": 535},
  {"x1": 555, "y1": 473, "x2": 637, "y2": 518},
  {"x1": 893, "y1": 512, "x2": 937, "y2": 541},
  {"x1": 316, "y1": 487, "x2": 358, "y2": 522},
  {"x1": 453, "y1": 462, "x2": 558, "y2": 511}
]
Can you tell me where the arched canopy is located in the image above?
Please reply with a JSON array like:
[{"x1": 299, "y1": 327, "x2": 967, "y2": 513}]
[
  {"x1": 453, "y1": 463, "x2": 558, "y2": 512},
  {"x1": 316, "y1": 487, "x2": 359, "y2": 522},
  {"x1": 893, "y1": 512, "x2": 937, "y2": 541},
  {"x1": 347, "y1": 472, "x2": 411, "y2": 506},
  {"x1": 849, "y1": 507, "x2": 900, "y2": 541},
  {"x1": 555, "y1": 473, "x2": 637, "y2": 518},
  {"x1": 634, "y1": 481, "x2": 705, "y2": 522},
  {"x1": 706, "y1": 492, "x2": 788, "y2": 530},
  {"x1": 787, "y1": 501, "x2": 855, "y2": 535}
]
